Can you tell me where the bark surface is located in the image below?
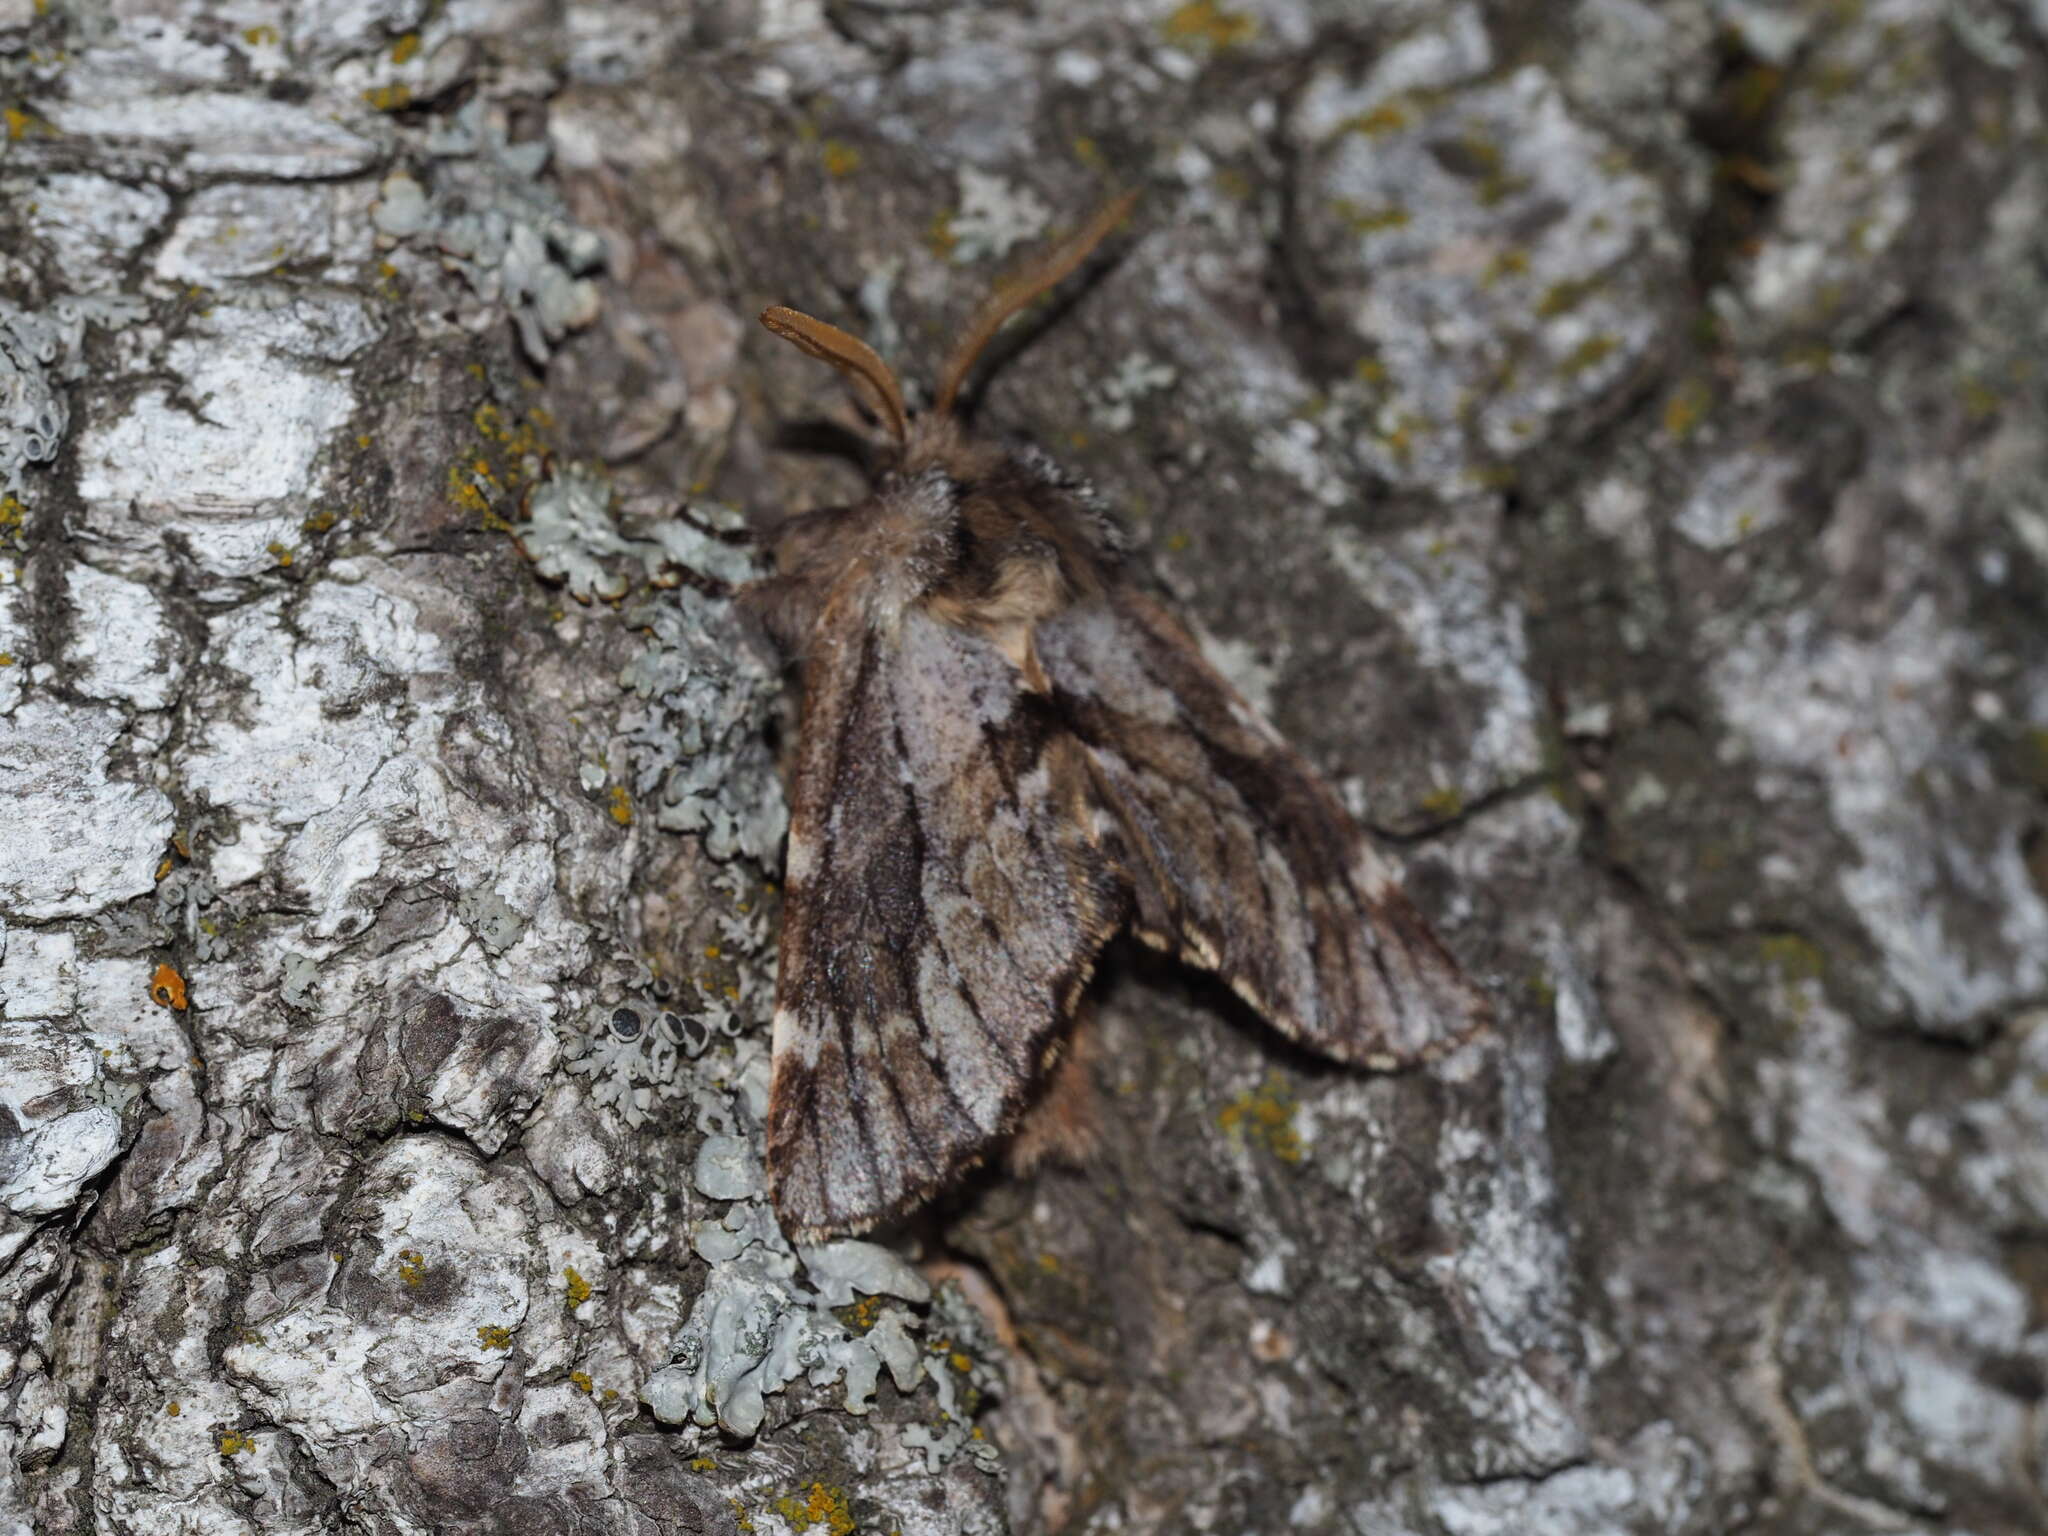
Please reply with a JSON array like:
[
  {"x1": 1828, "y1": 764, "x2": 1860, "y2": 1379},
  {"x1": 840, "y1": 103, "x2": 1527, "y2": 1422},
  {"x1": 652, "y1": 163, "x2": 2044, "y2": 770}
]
[{"x1": 3, "y1": 1, "x2": 2047, "y2": 1533}]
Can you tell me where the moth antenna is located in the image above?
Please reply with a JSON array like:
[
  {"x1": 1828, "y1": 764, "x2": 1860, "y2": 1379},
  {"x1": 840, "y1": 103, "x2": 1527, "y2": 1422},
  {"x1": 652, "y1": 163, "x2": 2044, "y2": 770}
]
[
  {"x1": 933, "y1": 189, "x2": 1140, "y2": 419},
  {"x1": 760, "y1": 305, "x2": 909, "y2": 450}
]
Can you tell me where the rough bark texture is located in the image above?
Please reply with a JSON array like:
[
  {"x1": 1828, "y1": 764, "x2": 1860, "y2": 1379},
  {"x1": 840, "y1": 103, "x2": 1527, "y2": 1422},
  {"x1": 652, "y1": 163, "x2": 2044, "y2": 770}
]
[{"x1": 4, "y1": 1, "x2": 2048, "y2": 1532}]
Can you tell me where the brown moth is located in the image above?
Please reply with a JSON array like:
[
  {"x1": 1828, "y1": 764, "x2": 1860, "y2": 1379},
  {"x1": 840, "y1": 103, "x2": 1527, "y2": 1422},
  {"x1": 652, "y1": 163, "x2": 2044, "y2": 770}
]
[{"x1": 752, "y1": 194, "x2": 1489, "y2": 1241}]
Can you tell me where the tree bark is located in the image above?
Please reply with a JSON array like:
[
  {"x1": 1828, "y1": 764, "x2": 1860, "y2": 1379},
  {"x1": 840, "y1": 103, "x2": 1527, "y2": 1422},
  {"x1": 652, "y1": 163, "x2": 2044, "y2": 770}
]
[{"x1": 4, "y1": 1, "x2": 2047, "y2": 1533}]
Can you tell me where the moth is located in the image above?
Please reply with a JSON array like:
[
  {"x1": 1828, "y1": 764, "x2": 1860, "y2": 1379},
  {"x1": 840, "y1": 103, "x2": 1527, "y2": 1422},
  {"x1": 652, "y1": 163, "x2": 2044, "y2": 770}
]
[{"x1": 752, "y1": 194, "x2": 1489, "y2": 1241}]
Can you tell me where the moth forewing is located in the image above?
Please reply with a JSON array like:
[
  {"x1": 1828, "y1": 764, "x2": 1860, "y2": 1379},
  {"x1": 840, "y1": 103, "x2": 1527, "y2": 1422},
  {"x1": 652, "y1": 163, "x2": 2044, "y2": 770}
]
[{"x1": 754, "y1": 194, "x2": 1488, "y2": 1241}]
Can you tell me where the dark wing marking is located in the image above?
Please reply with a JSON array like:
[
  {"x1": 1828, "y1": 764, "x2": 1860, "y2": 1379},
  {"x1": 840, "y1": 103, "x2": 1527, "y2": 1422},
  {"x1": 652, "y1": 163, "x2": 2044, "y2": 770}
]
[
  {"x1": 1035, "y1": 589, "x2": 1490, "y2": 1067},
  {"x1": 767, "y1": 600, "x2": 1123, "y2": 1240}
]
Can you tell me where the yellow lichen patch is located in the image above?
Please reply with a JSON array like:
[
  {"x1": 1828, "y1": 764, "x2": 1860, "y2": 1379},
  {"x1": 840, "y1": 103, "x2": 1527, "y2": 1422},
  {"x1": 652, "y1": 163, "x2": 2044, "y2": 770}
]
[
  {"x1": 363, "y1": 83, "x2": 412, "y2": 112},
  {"x1": 1333, "y1": 199, "x2": 1410, "y2": 235},
  {"x1": 773, "y1": 1483, "x2": 856, "y2": 1536},
  {"x1": 266, "y1": 541, "x2": 295, "y2": 568},
  {"x1": 4, "y1": 107, "x2": 52, "y2": 142},
  {"x1": 690, "y1": 1456, "x2": 717, "y2": 1472},
  {"x1": 242, "y1": 24, "x2": 278, "y2": 45},
  {"x1": 1379, "y1": 413, "x2": 1420, "y2": 467},
  {"x1": 564, "y1": 1266, "x2": 593, "y2": 1307},
  {"x1": 834, "y1": 1294, "x2": 883, "y2": 1334},
  {"x1": 1536, "y1": 277, "x2": 1598, "y2": 319},
  {"x1": 1484, "y1": 247, "x2": 1530, "y2": 286},
  {"x1": 569, "y1": 1370, "x2": 593, "y2": 1394},
  {"x1": 608, "y1": 785, "x2": 633, "y2": 826},
  {"x1": 1419, "y1": 785, "x2": 1464, "y2": 819},
  {"x1": 1662, "y1": 377, "x2": 1712, "y2": 438},
  {"x1": 949, "y1": 1351, "x2": 972, "y2": 1373},
  {"x1": 1162, "y1": 0, "x2": 1256, "y2": 50},
  {"x1": 303, "y1": 509, "x2": 338, "y2": 533},
  {"x1": 1959, "y1": 377, "x2": 2002, "y2": 421},
  {"x1": 390, "y1": 31, "x2": 422, "y2": 64},
  {"x1": 2020, "y1": 726, "x2": 2048, "y2": 792},
  {"x1": 218, "y1": 1431, "x2": 256, "y2": 1456},
  {"x1": 1758, "y1": 934, "x2": 1826, "y2": 986},
  {"x1": 166, "y1": 1401, "x2": 180, "y2": 1417},
  {"x1": 477, "y1": 1325, "x2": 515, "y2": 1350},
  {"x1": 1559, "y1": 333, "x2": 1619, "y2": 377},
  {"x1": 1217, "y1": 1075, "x2": 1304, "y2": 1164},
  {"x1": 1341, "y1": 102, "x2": 1410, "y2": 137},
  {"x1": 150, "y1": 963, "x2": 188, "y2": 1011},
  {"x1": 820, "y1": 139, "x2": 860, "y2": 178},
  {"x1": 452, "y1": 405, "x2": 552, "y2": 533},
  {"x1": 0, "y1": 492, "x2": 24, "y2": 548},
  {"x1": 395, "y1": 1249, "x2": 427, "y2": 1287}
]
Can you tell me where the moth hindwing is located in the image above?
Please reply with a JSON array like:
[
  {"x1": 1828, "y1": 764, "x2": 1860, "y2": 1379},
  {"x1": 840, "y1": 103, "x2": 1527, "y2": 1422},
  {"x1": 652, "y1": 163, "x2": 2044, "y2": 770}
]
[{"x1": 752, "y1": 195, "x2": 1489, "y2": 1240}]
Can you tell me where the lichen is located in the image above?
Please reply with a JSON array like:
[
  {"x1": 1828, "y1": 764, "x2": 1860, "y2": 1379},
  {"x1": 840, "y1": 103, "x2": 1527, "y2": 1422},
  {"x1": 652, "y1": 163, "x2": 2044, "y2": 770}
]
[
  {"x1": 774, "y1": 1482, "x2": 855, "y2": 1535},
  {"x1": 563, "y1": 1266, "x2": 593, "y2": 1308},
  {"x1": 946, "y1": 167, "x2": 1050, "y2": 266},
  {"x1": 455, "y1": 885, "x2": 526, "y2": 955},
  {"x1": 617, "y1": 578, "x2": 786, "y2": 867},
  {"x1": 148, "y1": 962, "x2": 187, "y2": 1011},
  {"x1": 562, "y1": 993, "x2": 746, "y2": 1129},
  {"x1": 368, "y1": 100, "x2": 605, "y2": 364},
  {"x1": 0, "y1": 297, "x2": 148, "y2": 564},
  {"x1": 279, "y1": 952, "x2": 319, "y2": 1011},
  {"x1": 156, "y1": 865, "x2": 227, "y2": 962},
  {"x1": 637, "y1": 1039, "x2": 993, "y2": 1452},
  {"x1": 1217, "y1": 1074, "x2": 1306, "y2": 1164}
]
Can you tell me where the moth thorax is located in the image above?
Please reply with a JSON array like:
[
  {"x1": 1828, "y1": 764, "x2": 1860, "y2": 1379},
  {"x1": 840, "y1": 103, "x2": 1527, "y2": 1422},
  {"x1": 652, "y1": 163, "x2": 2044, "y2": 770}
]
[{"x1": 863, "y1": 467, "x2": 961, "y2": 628}]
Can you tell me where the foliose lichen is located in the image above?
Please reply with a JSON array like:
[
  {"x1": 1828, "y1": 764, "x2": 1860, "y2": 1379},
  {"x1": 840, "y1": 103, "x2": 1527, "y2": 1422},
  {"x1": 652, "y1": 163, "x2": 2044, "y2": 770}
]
[
  {"x1": 617, "y1": 584, "x2": 785, "y2": 865},
  {"x1": 562, "y1": 992, "x2": 744, "y2": 1130},
  {"x1": 370, "y1": 99, "x2": 605, "y2": 364},
  {"x1": 454, "y1": 884, "x2": 526, "y2": 955},
  {"x1": 947, "y1": 167, "x2": 1051, "y2": 265},
  {"x1": 0, "y1": 295, "x2": 148, "y2": 526},
  {"x1": 633, "y1": 1034, "x2": 998, "y2": 1457}
]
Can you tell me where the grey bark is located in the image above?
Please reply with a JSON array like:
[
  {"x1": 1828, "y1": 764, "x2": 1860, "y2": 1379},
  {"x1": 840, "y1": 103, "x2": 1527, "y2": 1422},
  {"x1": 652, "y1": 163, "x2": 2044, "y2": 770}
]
[{"x1": 4, "y1": 1, "x2": 2047, "y2": 1533}]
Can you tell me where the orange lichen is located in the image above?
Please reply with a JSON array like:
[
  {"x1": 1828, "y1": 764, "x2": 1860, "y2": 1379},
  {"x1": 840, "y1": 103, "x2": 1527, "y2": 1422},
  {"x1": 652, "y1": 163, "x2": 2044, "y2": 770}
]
[
  {"x1": 150, "y1": 963, "x2": 188, "y2": 1011},
  {"x1": 1217, "y1": 1075, "x2": 1305, "y2": 1164},
  {"x1": 773, "y1": 1484, "x2": 855, "y2": 1536}
]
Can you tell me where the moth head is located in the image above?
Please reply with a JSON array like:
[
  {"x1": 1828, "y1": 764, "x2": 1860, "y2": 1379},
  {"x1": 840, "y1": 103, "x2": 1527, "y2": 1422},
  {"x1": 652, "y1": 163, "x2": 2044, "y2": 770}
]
[{"x1": 758, "y1": 190, "x2": 1139, "y2": 472}]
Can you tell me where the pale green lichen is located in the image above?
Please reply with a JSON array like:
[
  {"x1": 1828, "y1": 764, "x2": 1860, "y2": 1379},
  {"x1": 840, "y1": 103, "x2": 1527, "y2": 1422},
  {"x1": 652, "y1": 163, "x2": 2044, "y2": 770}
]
[
  {"x1": 455, "y1": 885, "x2": 526, "y2": 955},
  {"x1": 368, "y1": 101, "x2": 604, "y2": 363}
]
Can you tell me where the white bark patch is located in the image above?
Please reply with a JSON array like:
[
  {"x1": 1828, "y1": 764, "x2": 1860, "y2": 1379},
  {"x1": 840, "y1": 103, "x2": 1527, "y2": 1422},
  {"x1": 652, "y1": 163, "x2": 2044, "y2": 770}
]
[
  {"x1": 44, "y1": 91, "x2": 382, "y2": 180},
  {"x1": 152, "y1": 184, "x2": 340, "y2": 284},
  {"x1": 0, "y1": 698, "x2": 174, "y2": 919},
  {"x1": 0, "y1": 1017, "x2": 125, "y2": 1216},
  {"x1": 65, "y1": 564, "x2": 184, "y2": 711},
  {"x1": 73, "y1": 334, "x2": 354, "y2": 573}
]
